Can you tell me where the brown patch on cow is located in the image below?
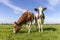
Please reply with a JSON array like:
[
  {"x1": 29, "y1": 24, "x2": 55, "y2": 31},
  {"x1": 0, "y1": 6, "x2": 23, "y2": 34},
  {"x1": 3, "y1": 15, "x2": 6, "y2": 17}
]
[
  {"x1": 13, "y1": 10, "x2": 34, "y2": 33},
  {"x1": 17, "y1": 10, "x2": 34, "y2": 24}
]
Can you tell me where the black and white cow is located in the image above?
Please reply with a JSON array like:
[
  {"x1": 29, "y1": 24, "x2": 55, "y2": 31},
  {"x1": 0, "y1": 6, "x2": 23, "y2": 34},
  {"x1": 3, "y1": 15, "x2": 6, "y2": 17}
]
[{"x1": 34, "y1": 6, "x2": 47, "y2": 32}]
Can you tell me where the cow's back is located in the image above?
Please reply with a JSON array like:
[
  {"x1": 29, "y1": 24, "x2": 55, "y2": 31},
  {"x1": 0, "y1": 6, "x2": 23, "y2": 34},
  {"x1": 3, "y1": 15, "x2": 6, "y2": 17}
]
[{"x1": 17, "y1": 10, "x2": 34, "y2": 25}]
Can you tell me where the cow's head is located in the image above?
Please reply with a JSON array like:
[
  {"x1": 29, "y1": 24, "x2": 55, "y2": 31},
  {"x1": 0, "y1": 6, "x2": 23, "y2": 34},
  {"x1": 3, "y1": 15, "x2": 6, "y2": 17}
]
[
  {"x1": 13, "y1": 22, "x2": 20, "y2": 33},
  {"x1": 34, "y1": 6, "x2": 47, "y2": 15}
]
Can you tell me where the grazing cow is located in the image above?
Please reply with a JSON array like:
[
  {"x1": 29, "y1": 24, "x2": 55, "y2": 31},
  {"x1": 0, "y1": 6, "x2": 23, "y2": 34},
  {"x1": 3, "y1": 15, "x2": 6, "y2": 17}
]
[
  {"x1": 34, "y1": 6, "x2": 47, "y2": 32},
  {"x1": 13, "y1": 10, "x2": 34, "y2": 33}
]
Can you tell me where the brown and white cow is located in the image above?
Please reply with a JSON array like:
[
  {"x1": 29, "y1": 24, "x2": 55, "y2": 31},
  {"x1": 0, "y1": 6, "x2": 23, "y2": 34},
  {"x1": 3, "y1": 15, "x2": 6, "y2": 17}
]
[
  {"x1": 13, "y1": 10, "x2": 34, "y2": 33},
  {"x1": 34, "y1": 6, "x2": 47, "y2": 32}
]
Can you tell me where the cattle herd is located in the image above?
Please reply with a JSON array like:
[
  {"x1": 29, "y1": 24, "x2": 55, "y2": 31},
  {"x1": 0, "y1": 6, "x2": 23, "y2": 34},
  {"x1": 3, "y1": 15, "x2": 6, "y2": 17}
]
[{"x1": 13, "y1": 6, "x2": 47, "y2": 33}]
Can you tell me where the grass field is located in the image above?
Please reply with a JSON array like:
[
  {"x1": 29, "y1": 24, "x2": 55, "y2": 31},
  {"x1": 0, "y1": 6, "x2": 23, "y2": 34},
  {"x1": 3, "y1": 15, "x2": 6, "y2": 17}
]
[{"x1": 0, "y1": 24, "x2": 60, "y2": 40}]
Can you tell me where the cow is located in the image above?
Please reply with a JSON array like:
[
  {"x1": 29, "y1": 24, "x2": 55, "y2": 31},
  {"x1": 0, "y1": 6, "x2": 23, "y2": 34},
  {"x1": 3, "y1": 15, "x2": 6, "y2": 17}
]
[
  {"x1": 13, "y1": 10, "x2": 34, "y2": 33},
  {"x1": 34, "y1": 6, "x2": 47, "y2": 32}
]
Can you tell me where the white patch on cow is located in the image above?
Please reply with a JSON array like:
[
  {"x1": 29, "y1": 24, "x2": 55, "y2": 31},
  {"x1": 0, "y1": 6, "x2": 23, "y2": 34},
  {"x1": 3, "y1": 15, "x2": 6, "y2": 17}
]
[
  {"x1": 35, "y1": 14, "x2": 38, "y2": 18},
  {"x1": 38, "y1": 7, "x2": 43, "y2": 15}
]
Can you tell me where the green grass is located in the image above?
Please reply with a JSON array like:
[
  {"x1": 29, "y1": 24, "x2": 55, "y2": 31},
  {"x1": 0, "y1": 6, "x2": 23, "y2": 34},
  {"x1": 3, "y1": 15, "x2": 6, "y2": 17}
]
[{"x1": 0, "y1": 24, "x2": 60, "y2": 40}]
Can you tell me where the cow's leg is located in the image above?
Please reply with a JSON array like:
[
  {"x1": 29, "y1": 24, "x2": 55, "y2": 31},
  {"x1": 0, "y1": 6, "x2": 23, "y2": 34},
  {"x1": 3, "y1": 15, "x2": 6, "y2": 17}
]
[
  {"x1": 26, "y1": 21, "x2": 31, "y2": 33},
  {"x1": 41, "y1": 24, "x2": 43, "y2": 32},
  {"x1": 41, "y1": 19, "x2": 44, "y2": 32},
  {"x1": 26, "y1": 25, "x2": 28, "y2": 32},
  {"x1": 37, "y1": 21, "x2": 40, "y2": 32},
  {"x1": 28, "y1": 21, "x2": 31, "y2": 33},
  {"x1": 26, "y1": 24, "x2": 31, "y2": 33}
]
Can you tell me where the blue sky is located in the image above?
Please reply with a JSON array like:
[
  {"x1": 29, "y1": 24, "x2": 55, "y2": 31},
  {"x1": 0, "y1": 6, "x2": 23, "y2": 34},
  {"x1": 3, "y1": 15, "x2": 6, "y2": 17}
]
[{"x1": 0, "y1": 0, "x2": 60, "y2": 24}]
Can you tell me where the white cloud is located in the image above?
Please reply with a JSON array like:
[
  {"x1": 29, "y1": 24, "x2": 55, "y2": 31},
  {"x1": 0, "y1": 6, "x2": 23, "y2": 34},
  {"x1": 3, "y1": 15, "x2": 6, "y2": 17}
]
[
  {"x1": 48, "y1": 0, "x2": 60, "y2": 6},
  {"x1": 0, "y1": 0, "x2": 25, "y2": 14},
  {"x1": 47, "y1": 0, "x2": 60, "y2": 10}
]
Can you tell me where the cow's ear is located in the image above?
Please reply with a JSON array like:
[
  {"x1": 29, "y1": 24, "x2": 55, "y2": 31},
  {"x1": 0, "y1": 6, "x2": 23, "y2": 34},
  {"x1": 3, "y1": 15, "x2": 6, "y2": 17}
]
[
  {"x1": 14, "y1": 22, "x2": 18, "y2": 25},
  {"x1": 43, "y1": 7, "x2": 47, "y2": 11},
  {"x1": 34, "y1": 8, "x2": 38, "y2": 11},
  {"x1": 14, "y1": 22, "x2": 17, "y2": 26},
  {"x1": 14, "y1": 22, "x2": 17, "y2": 24}
]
